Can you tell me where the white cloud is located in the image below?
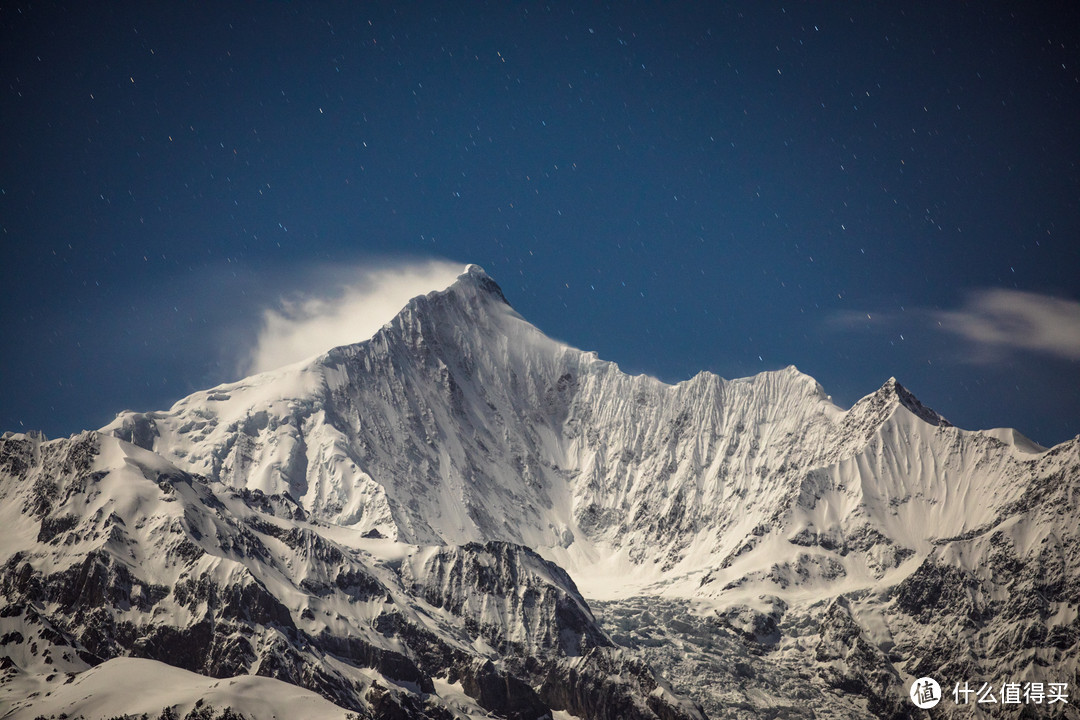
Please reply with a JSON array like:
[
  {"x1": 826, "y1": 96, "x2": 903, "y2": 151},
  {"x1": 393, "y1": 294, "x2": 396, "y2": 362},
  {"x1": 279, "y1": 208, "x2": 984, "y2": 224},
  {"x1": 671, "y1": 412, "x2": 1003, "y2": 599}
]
[
  {"x1": 243, "y1": 259, "x2": 464, "y2": 375},
  {"x1": 934, "y1": 288, "x2": 1080, "y2": 362}
]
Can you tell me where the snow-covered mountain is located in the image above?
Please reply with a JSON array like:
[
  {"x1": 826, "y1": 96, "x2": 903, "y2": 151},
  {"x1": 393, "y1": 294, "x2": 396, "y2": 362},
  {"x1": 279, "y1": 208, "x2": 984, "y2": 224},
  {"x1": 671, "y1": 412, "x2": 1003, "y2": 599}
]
[{"x1": 2, "y1": 265, "x2": 1077, "y2": 719}]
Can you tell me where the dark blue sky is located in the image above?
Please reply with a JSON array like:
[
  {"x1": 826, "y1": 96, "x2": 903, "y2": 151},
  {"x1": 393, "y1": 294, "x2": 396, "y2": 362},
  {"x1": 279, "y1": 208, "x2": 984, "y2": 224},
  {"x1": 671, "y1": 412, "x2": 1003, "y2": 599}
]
[{"x1": 2, "y1": 2, "x2": 1079, "y2": 446}]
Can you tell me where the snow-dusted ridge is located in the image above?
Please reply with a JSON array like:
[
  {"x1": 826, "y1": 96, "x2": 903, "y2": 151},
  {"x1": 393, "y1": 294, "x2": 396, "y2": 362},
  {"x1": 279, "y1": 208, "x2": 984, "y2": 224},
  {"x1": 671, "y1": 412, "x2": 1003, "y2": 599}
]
[{"x1": 3, "y1": 265, "x2": 1078, "y2": 720}]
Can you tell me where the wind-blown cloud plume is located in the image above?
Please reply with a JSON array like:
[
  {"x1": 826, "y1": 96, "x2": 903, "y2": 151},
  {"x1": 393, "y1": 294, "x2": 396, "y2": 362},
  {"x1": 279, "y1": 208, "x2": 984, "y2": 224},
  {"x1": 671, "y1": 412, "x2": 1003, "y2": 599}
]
[
  {"x1": 243, "y1": 259, "x2": 463, "y2": 375},
  {"x1": 935, "y1": 288, "x2": 1080, "y2": 362}
]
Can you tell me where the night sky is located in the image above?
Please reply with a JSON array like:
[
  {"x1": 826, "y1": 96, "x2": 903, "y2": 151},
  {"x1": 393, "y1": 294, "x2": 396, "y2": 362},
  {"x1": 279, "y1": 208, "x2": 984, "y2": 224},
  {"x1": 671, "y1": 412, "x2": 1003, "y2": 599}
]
[{"x1": 3, "y1": 2, "x2": 1079, "y2": 447}]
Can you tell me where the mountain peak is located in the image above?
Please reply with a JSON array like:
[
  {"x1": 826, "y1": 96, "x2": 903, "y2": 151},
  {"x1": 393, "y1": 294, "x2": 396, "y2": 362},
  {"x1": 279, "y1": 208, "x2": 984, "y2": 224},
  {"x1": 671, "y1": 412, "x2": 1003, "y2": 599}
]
[
  {"x1": 880, "y1": 376, "x2": 951, "y2": 427},
  {"x1": 839, "y1": 377, "x2": 952, "y2": 445},
  {"x1": 449, "y1": 263, "x2": 510, "y2": 306}
]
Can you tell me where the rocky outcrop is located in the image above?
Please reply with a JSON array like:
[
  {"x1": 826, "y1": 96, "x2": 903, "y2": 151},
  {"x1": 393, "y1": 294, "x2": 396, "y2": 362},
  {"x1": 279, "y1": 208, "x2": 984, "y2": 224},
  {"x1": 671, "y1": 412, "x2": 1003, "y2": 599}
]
[{"x1": 4, "y1": 266, "x2": 1078, "y2": 719}]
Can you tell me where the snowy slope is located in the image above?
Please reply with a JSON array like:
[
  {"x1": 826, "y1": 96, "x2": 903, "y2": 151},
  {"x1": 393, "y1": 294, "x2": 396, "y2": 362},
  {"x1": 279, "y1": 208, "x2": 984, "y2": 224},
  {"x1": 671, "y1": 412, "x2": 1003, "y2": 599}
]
[
  {"x1": 3, "y1": 265, "x2": 1078, "y2": 719},
  {"x1": 99, "y1": 266, "x2": 1073, "y2": 595},
  {"x1": 4, "y1": 656, "x2": 356, "y2": 720},
  {"x1": 0, "y1": 425, "x2": 703, "y2": 719}
]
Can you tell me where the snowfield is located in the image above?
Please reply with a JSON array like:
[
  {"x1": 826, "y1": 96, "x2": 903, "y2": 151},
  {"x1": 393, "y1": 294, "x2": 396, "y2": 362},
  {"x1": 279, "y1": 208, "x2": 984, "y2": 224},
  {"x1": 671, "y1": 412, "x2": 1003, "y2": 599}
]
[{"x1": 2, "y1": 265, "x2": 1077, "y2": 719}]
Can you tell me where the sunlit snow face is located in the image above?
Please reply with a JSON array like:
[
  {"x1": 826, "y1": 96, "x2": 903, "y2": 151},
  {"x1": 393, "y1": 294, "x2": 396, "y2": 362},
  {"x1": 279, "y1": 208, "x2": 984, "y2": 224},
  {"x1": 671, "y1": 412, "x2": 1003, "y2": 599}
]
[{"x1": 241, "y1": 259, "x2": 463, "y2": 374}]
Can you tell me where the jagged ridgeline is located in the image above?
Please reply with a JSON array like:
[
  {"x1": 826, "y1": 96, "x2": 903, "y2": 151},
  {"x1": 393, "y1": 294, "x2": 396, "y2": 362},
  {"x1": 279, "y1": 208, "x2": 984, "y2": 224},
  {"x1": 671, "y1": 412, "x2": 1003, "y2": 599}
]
[{"x1": 2, "y1": 265, "x2": 1078, "y2": 719}]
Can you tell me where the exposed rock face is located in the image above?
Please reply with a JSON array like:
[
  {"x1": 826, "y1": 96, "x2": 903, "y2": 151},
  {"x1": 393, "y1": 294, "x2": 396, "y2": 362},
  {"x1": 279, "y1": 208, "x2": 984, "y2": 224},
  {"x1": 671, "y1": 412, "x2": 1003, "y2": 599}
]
[
  {"x1": 403, "y1": 541, "x2": 610, "y2": 657},
  {"x1": 0, "y1": 428, "x2": 703, "y2": 719},
  {"x1": 2, "y1": 266, "x2": 1078, "y2": 719}
]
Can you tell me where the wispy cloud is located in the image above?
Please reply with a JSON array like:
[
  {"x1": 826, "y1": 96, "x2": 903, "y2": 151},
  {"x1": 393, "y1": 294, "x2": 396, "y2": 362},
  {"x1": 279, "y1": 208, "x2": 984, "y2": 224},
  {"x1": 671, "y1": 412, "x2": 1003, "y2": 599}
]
[
  {"x1": 242, "y1": 259, "x2": 464, "y2": 375},
  {"x1": 933, "y1": 288, "x2": 1080, "y2": 362},
  {"x1": 828, "y1": 288, "x2": 1080, "y2": 363}
]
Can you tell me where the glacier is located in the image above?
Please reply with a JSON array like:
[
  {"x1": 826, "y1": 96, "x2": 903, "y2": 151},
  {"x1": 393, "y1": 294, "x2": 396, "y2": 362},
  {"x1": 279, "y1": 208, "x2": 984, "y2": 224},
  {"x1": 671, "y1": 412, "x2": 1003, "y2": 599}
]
[{"x1": 1, "y1": 265, "x2": 1077, "y2": 719}]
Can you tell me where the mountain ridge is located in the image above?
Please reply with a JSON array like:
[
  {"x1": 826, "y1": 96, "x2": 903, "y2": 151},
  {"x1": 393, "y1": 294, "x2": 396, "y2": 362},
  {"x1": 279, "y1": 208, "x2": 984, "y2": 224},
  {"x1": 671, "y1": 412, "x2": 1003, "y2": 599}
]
[{"x1": 3, "y1": 265, "x2": 1077, "y2": 719}]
